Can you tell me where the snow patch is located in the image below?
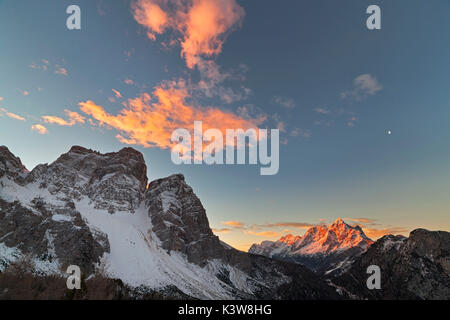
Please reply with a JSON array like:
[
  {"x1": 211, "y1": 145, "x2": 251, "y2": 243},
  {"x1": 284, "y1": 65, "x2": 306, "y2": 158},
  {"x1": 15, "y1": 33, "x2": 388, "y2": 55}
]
[{"x1": 0, "y1": 243, "x2": 22, "y2": 272}]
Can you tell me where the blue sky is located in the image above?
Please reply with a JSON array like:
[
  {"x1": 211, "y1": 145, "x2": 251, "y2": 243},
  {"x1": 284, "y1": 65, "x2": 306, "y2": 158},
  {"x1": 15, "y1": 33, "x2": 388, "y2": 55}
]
[{"x1": 1, "y1": 0, "x2": 449, "y2": 250}]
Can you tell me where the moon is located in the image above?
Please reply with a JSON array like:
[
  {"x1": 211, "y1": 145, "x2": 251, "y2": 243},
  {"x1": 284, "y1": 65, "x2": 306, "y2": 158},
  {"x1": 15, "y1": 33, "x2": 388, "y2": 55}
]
[{"x1": 387, "y1": 130, "x2": 392, "y2": 135}]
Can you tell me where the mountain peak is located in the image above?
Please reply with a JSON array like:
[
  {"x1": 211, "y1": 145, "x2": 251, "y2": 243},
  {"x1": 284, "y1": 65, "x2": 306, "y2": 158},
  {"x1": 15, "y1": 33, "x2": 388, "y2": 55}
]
[
  {"x1": 250, "y1": 218, "x2": 374, "y2": 272},
  {"x1": 68, "y1": 145, "x2": 98, "y2": 154},
  {"x1": 330, "y1": 217, "x2": 350, "y2": 230},
  {"x1": 0, "y1": 145, "x2": 28, "y2": 179},
  {"x1": 279, "y1": 234, "x2": 301, "y2": 245},
  {"x1": 27, "y1": 145, "x2": 148, "y2": 213}
]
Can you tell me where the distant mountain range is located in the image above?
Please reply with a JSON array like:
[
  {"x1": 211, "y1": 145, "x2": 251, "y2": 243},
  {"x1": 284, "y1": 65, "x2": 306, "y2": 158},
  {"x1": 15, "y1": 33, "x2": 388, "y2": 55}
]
[
  {"x1": 249, "y1": 217, "x2": 374, "y2": 276},
  {"x1": 0, "y1": 145, "x2": 448, "y2": 299}
]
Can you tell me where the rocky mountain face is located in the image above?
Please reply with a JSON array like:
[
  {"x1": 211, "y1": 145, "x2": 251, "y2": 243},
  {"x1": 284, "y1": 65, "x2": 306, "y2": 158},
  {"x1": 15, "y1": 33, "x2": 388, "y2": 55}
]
[
  {"x1": 331, "y1": 229, "x2": 450, "y2": 299},
  {"x1": 0, "y1": 145, "x2": 339, "y2": 299},
  {"x1": 249, "y1": 218, "x2": 374, "y2": 275},
  {"x1": 26, "y1": 146, "x2": 148, "y2": 213},
  {"x1": 0, "y1": 146, "x2": 112, "y2": 276},
  {"x1": 146, "y1": 174, "x2": 225, "y2": 266}
]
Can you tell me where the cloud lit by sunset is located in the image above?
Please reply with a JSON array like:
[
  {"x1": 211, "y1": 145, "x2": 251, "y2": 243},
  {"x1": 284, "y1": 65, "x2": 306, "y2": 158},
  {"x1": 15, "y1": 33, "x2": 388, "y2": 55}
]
[
  {"x1": 42, "y1": 109, "x2": 85, "y2": 127},
  {"x1": 132, "y1": 0, "x2": 245, "y2": 69},
  {"x1": 0, "y1": 108, "x2": 26, "y2": 121},
  {"x1": 31, "y1": 124, "x2": 48, "y2": 135},
  {"x1": 79, "y1": 79, "x2": 264, "y2": 149}
]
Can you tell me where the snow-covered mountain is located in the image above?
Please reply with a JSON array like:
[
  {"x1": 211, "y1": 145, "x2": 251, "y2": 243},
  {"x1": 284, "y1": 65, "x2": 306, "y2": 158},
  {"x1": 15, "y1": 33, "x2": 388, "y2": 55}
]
[
  {"x1": 0, "y1": 145, "x2": 338, "y2": 299},
  {"x1": 249, "y1": 218, "x2": 374, "y2": 275}
]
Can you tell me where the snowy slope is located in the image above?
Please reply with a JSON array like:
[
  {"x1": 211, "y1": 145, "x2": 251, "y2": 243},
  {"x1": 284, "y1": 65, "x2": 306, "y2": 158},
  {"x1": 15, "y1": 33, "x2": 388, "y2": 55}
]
[{"x1": 0, "y1": 172, "x2": 256, "y2": 299}]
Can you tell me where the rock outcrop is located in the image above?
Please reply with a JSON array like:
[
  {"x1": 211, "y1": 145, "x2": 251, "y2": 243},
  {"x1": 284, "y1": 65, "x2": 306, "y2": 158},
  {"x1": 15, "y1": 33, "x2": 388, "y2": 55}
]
[
  {"x1": 146, "y1": 174, "x2": 225, "y2": 266},
  {"x1": 332, "y1": 229, "x2": 450, "y2": 299},
  {"x1": 27, "y1": 146, "x2": 148, "y2": 213}
]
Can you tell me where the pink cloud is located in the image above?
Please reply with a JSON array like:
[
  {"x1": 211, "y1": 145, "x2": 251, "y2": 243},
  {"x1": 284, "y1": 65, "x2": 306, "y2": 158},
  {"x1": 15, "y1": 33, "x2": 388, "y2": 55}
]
[
  {"x1": 132, "y1": 0, "x2": 245, "y2": 69},
  {"x1": 42, "y1": 109, "x2": 85, "y2": 126},
  {"x1": 0, "y1": 108, "x2": 26, "y2": 121},
  {"x1": 31, "y1": 124, "x2": 48, "y2": 134},
  {"x1": 79, "y1": 79, "x2": 264, "y2": 149},
  {"x1": 54, "y1": 66, "x2": 68, "y2": 76},
  {"x1": 112, "y1": 89, "x2": 122, "y2": 99}
]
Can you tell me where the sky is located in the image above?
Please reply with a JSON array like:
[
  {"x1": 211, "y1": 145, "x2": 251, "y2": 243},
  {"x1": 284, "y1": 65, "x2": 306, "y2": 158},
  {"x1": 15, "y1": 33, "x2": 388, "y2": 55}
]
[{"x1": 1, "y1": 0, "x2": 449, "y2": 251}]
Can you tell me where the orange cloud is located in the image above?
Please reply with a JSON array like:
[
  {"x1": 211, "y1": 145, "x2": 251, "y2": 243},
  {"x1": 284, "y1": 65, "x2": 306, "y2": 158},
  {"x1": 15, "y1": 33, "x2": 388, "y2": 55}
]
[
  {"x1": 0, "y1": 108, "x2": 26, "y2": 121},
  {"x1": 80, "y1": 79, "x2": 263, "y2": 149},
  {"x1": 212, "y1": 228, "x2": 232, "y2": 234},
  {"x1": 31, "y1": 124, "x2": 48, "y2": 134},
  {"x1": 222, "y1": 221, "x2": 245, "y2": 229},
  {"x1": 54, "y1": 66, "x2": 68, "y2": 76},
  {"x1": 256, "y1": 222, "x2": 315, "y2": 229},
  {"x1": 345, "y1": 217, "x2": 378, "y2": 226},
  {"x1": 132, "y1": 0, "x2": 245, "y2": 69},
  {"x1": 342, "y1": 217, "x2": 407, "y2": 239},
  {"x1": 112, "y1": 89, "x2": 122, "y2": 99},
  {"x1": 362, "y1": 227, "x2": 408, "y2": 239},
  {"x1": 244, "y1": 230, "x2": 280, "y2": 238},
  {"x1": 42, "y1": 109, "x2": 85, "y2": 126},
  {"x1": 124, "y1": 78, "x2": 134, "y2": 85}
]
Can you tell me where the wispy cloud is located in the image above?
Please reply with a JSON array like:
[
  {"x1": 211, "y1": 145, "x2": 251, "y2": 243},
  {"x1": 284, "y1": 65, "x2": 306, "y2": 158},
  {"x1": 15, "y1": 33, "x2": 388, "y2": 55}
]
[
  {"x1": 273, "y1": 96, "x2": 296, "y2": 109},
  {"x1": 347, "y1": 116, "x2": 358, "y2": 127},
  {"x1": 30, "y1": 59, "x2": 68, "y2": 76},
  {"x1": 341, "y1": 74, "x2": 382, "y2": 100},
  {"x1": 54, "y1": 65, "x2": 68, "y2": 76},
  {"x1": 0, "y1": 108, "x2": 26, "y2": 121},
  {"x1": 212, "y1": 228, "x2": 232, "y2": 234},
  {"x1": 290, "y1": 128, "x2": 311, "y2": 138},
  {"x1": 124, "y1": 48, "x2": 135, "y2": 61},
  {"x1": 112, "y1": 89, "x2": 122, "y2": 99},
  {"x1": 42, "y1": 109, "x2": 85, "y2": 126},
  {"x1": 195, "y1": 60, "x2": 251, "y2": 104},
  {"x1": 30, "y1": 59, "x2": 49, "y2": 71},
  {"x1": 31, "y1": 124, "x2": 48, "y2": 134},
  {"x1": 255, "y1": 222, "x2": 315, "y2": 229},
  {"x1": 362, "y1": 227, "x2": 408, "y2": 239},
  {"x1": 314, "y1": 107, "x2": 331, "y2": 115},
  {"x1": 244, "y1": 230, "x2": 280, "y2": 238},
  {"x1": 222, "y1": 221, "x2": 245, "y2": 229},
  {"x1": 345, "y1": 217, "x2": 379, "y2": 226},
  {"x1": 345, "y1": 217, "x2": 407, "y2": 239}
]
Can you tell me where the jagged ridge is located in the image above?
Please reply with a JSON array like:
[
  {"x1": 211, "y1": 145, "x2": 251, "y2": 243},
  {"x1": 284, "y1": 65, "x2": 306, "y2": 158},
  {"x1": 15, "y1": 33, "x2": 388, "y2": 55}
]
[{"x1": 249, "y1": 218, "x2": 374, "y2": 275}]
